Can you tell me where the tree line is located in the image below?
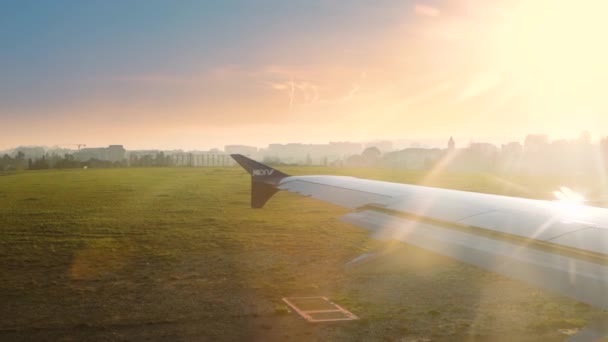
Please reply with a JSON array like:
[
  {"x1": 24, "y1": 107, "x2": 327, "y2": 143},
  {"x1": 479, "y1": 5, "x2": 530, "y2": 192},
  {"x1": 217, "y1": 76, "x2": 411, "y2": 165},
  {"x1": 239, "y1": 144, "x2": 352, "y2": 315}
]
[{"x1": 1, "y1": 153, "x2": 125, "y2": 171}]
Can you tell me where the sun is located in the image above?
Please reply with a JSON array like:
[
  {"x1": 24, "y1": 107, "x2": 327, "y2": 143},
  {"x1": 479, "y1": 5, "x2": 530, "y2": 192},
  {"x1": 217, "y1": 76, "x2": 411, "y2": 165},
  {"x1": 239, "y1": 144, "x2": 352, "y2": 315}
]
[{"x1": 500, "y1": 1, "x2": 608, "y2": 108}]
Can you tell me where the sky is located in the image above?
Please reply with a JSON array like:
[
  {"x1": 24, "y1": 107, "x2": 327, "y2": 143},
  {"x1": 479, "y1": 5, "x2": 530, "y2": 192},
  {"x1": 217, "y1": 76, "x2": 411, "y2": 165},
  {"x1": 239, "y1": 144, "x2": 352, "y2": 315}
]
[{"x1": 2, "y1": 0, "x2": 608, "y2": 150}]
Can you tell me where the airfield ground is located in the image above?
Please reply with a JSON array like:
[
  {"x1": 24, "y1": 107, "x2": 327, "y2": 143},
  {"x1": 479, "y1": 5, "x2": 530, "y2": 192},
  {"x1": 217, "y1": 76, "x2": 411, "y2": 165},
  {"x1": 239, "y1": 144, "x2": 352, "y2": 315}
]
[{"x1": 1, "y1": 167, "x2": 606, "y2": 341}]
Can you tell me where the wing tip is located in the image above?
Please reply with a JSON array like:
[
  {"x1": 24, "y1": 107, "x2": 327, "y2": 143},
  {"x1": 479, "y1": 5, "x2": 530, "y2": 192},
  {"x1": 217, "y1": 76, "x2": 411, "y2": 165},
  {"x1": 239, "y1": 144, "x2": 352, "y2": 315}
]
[{"x1": 230, "y1": 154, "x2": 289, "y2": 208}]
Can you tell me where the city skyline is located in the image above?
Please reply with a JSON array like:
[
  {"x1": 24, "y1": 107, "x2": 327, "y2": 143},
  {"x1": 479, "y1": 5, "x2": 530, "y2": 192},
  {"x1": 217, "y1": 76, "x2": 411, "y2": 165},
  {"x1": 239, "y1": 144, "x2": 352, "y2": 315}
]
[
  {"x1": 1, "y1": 131, "x2": 600, "y2": 154},
  {"x1": 3, "y1": 130, "x2": 601, "y2": 155},
  {"x1": 4, "y1": 132, "x2": 606, "y2": 183},
  {"x1": 2, "y1": 0, "x2": 608, "y2": 149}
]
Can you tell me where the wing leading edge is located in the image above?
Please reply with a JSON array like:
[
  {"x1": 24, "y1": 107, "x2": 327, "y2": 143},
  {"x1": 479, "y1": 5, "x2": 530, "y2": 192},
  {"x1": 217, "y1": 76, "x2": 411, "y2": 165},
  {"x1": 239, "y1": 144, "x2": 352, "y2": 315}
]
[{"x1": 231, "y1": 154, "x2": 608, "y2": 310}]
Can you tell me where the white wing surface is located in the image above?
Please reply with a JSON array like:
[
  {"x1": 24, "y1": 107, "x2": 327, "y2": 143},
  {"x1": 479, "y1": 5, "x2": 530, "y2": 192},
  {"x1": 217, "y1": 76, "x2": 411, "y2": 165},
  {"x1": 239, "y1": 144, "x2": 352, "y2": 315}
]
[{"x1": 232, "y1": 155, "x2": 608, "y2": 310}]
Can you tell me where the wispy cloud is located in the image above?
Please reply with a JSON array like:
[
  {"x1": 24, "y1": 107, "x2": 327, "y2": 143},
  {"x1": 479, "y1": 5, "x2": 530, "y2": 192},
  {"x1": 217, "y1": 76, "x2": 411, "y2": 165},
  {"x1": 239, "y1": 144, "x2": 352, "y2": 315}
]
[
  {"x1": 342, "y1": 71, "x2": 366, "y2": 102},
  {"x1": 288, "y1": 80, "x2": 296, "y2": 109},
  {"x1": 269, "y1": 79, "x2": 320, "y2": 109},
  {"x1": 414, "y1": 4, "x2": 440, "y2": 17},
  {"x1": 343, "y1": 83, "x2": 360, "y2": 102},
  {"x1": 260, "y1": 65, "x2": 366, "y2": 109}
]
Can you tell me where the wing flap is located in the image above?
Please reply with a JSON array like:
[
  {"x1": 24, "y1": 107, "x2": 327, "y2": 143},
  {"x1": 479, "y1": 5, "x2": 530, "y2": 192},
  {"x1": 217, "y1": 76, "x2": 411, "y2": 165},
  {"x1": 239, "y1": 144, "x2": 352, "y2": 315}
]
[
  {"x1": 458, "y1": 211, "x2": 595, "y2": 241},
  {"x1": 341, "y1": 209, "x2": 608, "y2": 309},
  {"x1": 550, "y1": 228, "x2": 608, "y2": 255}
]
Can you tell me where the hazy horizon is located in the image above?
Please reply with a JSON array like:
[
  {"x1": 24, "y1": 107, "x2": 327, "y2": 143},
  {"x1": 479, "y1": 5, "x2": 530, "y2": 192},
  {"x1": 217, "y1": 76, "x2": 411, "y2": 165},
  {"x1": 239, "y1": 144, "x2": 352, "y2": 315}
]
[
  {"x1": 2, "y1": 0, "x2": 607, "y2": 150},
  {"x1": 2, "y1": 134, "x2": 593, "y2": 153}
]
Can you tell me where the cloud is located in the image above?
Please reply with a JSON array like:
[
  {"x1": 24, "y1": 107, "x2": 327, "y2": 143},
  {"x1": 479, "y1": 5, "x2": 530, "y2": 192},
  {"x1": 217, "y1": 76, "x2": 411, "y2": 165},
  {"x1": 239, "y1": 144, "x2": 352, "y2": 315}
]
[
  {"x1": 288, "y1": 80, "x2": 296, "y2": 109},
  {"x1": 342, "y1": 71, "x2": 367, "y2": 102},
  {"x1": 414, "y1": 4, "x2": 440, "y2": 17},
  {"x1": 268, "y1": 79, "x2": 320, "y2": 109},
  {"x1": 343, "y1": 83, "x2": 360, "y2": 102},
  {"x1": 261, "y1": 67, "x2": 372, "y2": 113}
]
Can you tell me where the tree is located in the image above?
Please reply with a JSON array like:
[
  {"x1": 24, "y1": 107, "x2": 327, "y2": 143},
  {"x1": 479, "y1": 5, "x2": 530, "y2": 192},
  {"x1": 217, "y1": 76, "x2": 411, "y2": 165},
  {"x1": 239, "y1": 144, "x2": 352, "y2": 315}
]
[
  {"x1": 361, "y1": 146, "x2": 382, "y2": 166},
  {"x1": 30, "y1": 156, "x2": 50, "y2": 170}
]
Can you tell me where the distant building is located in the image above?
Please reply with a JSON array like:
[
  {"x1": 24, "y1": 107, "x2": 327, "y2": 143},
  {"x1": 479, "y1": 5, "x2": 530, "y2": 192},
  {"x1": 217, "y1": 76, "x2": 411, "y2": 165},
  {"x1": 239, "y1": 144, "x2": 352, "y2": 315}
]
[
  {"x1": 107, "y1": 145, "x2": 126, "y2": 162},
  {"x1": 128, "y1": 150, "x2": 161, "y2": 158},
  {"x1": 524, "y1": 134, "x2": 549, "y2": 153},
  {"x1": 127, "y1": 150, "x2": 161, "y2": 166},
  {"x1": 261, "y1": 141, "x2": 362, "y2": 165},
  {"x1": 74, "y1": 147, "x2": 107, "y2": 161},
  {"x1": 384, "y1": 148, "x2": 442, "y2": 170},
  {"x1": 74, "y1": 145, "x2": 126, "y2": 162},
  {"x1": 224, "y1": 145, "x2": 258, "y2": 156},
  {"x1": 168, "y1": 151, "x2": 233, "y2": 167},
  {"x1": 469, "y1": 142, "x2": 498, "y2": 155},
  {"x1": 448, "y1": 136, "x2": 455, "y2": 150},
  {"x1": 14, "y1": 146, "x2": 45, "y2": 160},
  {"x1": 501, "y1": 141, "x2": 523, "y2": 155}
]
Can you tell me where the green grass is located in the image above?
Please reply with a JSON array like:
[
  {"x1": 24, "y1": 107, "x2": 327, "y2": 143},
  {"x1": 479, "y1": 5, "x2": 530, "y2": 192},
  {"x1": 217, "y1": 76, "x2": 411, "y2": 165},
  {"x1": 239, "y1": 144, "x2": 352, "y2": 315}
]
[{"x1": 0, "y1": 167, "x2": 605, "y2": 341}]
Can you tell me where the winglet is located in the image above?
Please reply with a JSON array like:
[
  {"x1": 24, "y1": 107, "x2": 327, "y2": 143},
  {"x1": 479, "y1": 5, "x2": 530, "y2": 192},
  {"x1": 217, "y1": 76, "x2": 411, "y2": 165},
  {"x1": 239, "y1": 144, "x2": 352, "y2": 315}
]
[{"x1": 230, "y1": 154, "x2": 290, "y2": 208}]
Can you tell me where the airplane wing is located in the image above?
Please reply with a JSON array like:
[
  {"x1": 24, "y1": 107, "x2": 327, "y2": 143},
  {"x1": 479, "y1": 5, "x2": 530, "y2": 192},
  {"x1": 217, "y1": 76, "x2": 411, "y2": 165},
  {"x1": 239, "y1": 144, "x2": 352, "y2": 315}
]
[{"x1": 231, "y1": 154, "x2": 608, "y2": 310}]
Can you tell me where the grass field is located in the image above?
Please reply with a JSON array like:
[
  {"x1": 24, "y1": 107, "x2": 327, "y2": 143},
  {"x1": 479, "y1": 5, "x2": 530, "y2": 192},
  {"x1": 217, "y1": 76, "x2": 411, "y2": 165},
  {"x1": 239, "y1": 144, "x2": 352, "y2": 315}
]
[{"x1": 1, "y1": 167, "x2": 606, "y2": 341}]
